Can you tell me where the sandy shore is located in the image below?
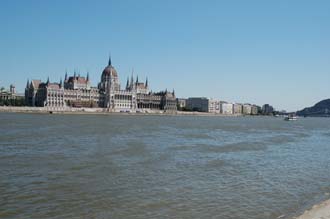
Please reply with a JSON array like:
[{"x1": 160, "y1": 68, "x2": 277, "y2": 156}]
[{"x1": 293, "y1": 199, "x2": 330, "y2": 219}]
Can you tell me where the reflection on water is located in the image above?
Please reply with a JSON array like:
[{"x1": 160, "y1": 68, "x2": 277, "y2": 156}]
[{"x1": 0, "y1": 113, "x2": 330, "y2": 219}]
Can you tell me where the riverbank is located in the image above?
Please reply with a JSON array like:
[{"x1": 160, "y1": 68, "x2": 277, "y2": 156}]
[
  {"x1": 0, "y1": 106, "x2": 245, "y2": 117},
  {"x1": 293, "y1": 199, "x2": 330, "y2": 219}
]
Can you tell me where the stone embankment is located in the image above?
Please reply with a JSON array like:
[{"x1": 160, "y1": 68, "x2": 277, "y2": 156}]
[
  {"x1": 0, "y1": 106, "x2": 105, "y2": 113},
  {"x1": 0, "y1": 106, "x2": 245, "y2": 116}
]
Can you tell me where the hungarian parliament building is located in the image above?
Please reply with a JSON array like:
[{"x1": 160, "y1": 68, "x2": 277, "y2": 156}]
[{"x1": 25, "y1": 57, "x2": 177, "y2": 112}]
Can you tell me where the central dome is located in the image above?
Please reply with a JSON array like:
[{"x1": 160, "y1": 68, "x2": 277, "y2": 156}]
[
  {"x1": 102, "y1": 65, "x2": 118, "y2": 77},
  {"x1": 102, "y1": 56, "x2": 118, "y2": 77}
]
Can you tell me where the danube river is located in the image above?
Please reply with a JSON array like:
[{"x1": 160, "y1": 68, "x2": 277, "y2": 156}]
[{"x1": 1, "y1": 113, "x2": 330, "y2": 219}]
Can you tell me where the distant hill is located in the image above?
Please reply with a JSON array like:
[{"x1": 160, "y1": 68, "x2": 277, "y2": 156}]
[{"x1": 297, "y1": 99, "x2": 330, "y2": 117}]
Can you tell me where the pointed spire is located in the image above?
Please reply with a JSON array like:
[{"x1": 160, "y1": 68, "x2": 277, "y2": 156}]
[
  {"x1": 130, "y1": 69, "x2": 134, "y2": 86},
  {"x1": 136, "y1": 75, "x2": 139, "y2": 84},
  {"x1": 145, "y1": 77, "x2": 148, "y2": 87},
  {"x1": 172, "y1": 89, "x2": 175, "y2": 96},
  {"x1": 47, "y1": 76, "x2": 49, "y2": 84},
  {"x1": 74, "y1": 70, "x2": 76, "y2": 77},
  {"x1": 65, "y1": 70, "x2": 68, "y2": 81},
  {"x1": 108, "y1": 54, "x2": 112, "y2": 66},
  {"x1": 26, "y1": 79, "x2": 29, "y2": 88},
  {"x1": 86, "y1": 72, "x2": 89, "y2": 81},
  {"x1": 59, "y1": 78, "x2": 63, "y2": 87},
  {"x1": 126, "y1": 77, "x2": 129, "y2": 89}
]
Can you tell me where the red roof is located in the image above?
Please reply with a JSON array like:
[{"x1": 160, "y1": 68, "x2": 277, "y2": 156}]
[
  {"x1": 47, "y1": 83, "x2": 61, "y2": 89},
  {"x1": 67, "y1": 76, "x2": 88, "y2": 84}
]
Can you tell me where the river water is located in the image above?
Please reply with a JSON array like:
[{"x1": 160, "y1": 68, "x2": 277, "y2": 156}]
[{"x1": 0, "y1": 113, "x2": 330, "y2": 219}]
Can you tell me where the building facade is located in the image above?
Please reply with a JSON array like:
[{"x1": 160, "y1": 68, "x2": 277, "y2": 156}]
[
  {"x1": 176, "y1": 98, "x2": 187, "y2": 110},
  {"x1": 251, "y1": 105, "x2": 259, "y2": 115},
  {"x1": 221, "y1": 102, "x2": 233, "y2": 114},
  {"x1": 208, "y1": 99, "x2": 221, "y2": 113},
  {"x1": 0, "y1": 84, "x2": 16, "y2": 101},
  {"x1": 261, "y1": 104, "x2": 274, "y2": 115},
  {"x1": 242, "y1": 104, "x2": 252, "y2": 115},
  {"x1": 233, "y1": 103, "x2": 243, "y2": 114},
  {"x1": 0, "y1": 84, "x2": 25, "y2": 106},
  {"x1": 25, "y1": 57, "x2": 177, "y2": 112},
  {"x1": 186, "y1": 97, "x2": 209, "y2": 112}
]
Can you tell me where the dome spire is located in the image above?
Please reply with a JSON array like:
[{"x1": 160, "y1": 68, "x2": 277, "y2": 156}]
[{"x1": 108, "y1": 54, "x2": 112, "y2": 66}]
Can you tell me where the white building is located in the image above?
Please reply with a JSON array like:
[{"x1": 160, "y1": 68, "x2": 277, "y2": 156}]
[
  {"x1": 243, "y1": 104, "x2": 252, "y2": 115},
  {"x1": 208, "y1": 99, "x2": 220, "y2": 113},
  {"x1": 221, "y1": 102, "x2": 233, "y2": 114}
]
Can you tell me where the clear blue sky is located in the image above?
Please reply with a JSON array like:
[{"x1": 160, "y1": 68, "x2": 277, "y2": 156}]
[{"x1": 0, "y1": 0, "x2": 329, "y2": 111}]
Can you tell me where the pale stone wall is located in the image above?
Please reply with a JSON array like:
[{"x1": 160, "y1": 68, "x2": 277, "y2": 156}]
[
  {"x1": 221, "y1": 103, "x2": 233, "y2": 114},
  {"x1": 208, "y1": 99, "x2": 220, "y2": 113},
  {"x1": 233, "y1": 103, "x2": 243, "y2": 115},
  {"x1": 243, "y1": 104, "x2": 252, "y2": 115}
]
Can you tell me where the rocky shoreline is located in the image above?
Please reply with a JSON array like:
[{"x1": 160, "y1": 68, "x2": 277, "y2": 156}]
[{"x1": 293, "y1": 199, "x2": 330, "y2": 219}]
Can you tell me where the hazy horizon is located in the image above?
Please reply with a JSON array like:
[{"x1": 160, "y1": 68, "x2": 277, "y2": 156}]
[{"x1": 1, "y1": 0, "x2": 329, "y2": 112}]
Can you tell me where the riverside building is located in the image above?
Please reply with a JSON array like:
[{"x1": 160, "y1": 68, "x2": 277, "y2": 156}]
[
  {"x1": 186, "y1": 97, "x2": 209, "y2": 112},
  {"x1": 0, "y1": 84, "x2": 16, "y2": 101},
  {"x1": 233, "y1": 103, "x2": 243, "y2": 115},
  {"x1": 261, "y1": 104, "x2": 274, "y2": 115},
  {"x1": 208, "y1": 99, "x2": 221, "y2": 113},
  {"x1": 185, "y1": 97, "x2": 259, "y2": 115},
  {"x1": 243, "y1": 104, "x2": 253, "y2": 115},
  {"x1": 25, "y1": 57, "x2": 177, "y2": 112},
  {"x1": 220, "y1": 102, "x2": 233, "y2": 115},
  {"x1": 0, "y1": 84, "x2": 25, "y2": 105},
  {"x1": 251, "y1": 105, "x2": 259, "y2": 115},
  {"x1": 176, "y1": 98, "x2": 187, "y2": 110}
]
